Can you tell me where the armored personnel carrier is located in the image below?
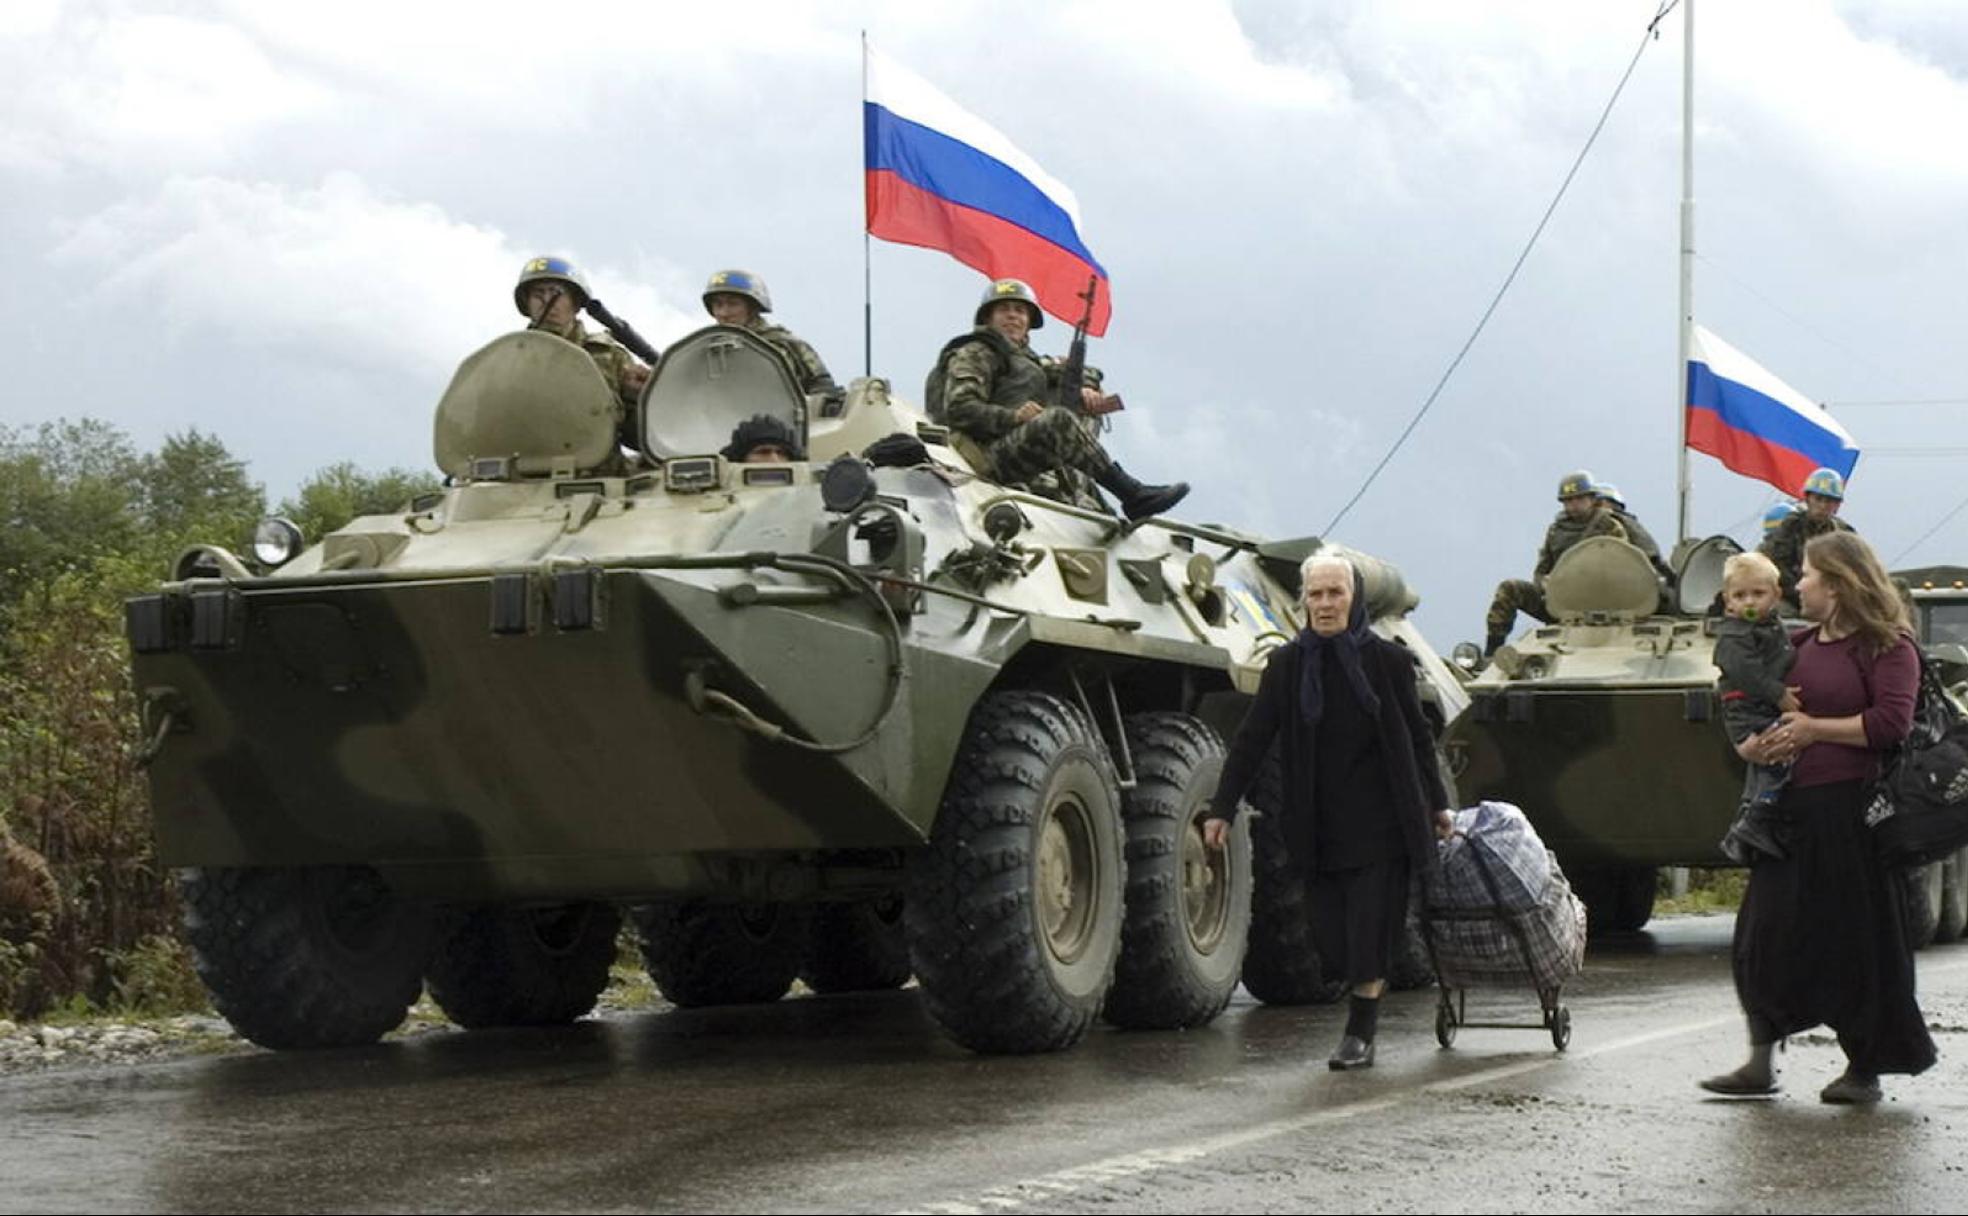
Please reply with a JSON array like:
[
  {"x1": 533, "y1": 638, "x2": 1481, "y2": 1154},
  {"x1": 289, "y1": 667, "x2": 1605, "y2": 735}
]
[
  {"x1": 128, "y1": 324, "x2": 1466, "y2": 1053},
  {"x1": 1452, "y1": 539, "x2": 1968, "y2": 943},
  {"x1": 1892, "y1": 565, "x2": 1968, "y2": 944},
  {"x1": 1446, "y1": 533, "x2": 1747, "y2": 932}
]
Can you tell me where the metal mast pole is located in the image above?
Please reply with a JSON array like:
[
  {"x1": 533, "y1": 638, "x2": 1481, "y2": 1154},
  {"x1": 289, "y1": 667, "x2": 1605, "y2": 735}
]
[
  {"x1": 862, "y1": 31, "x2": 873, "y2": 378},
  {"x1": 1675, "y1": 0, "x2": 1696, "y2": 543}
]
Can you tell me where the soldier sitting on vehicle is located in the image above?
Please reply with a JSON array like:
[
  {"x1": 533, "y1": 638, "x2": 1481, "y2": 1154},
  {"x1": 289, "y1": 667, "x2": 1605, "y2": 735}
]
[
  {"x1": 1758, "y1": 467, "x2": 1855, "y2": 612},
  {"x1": 927, "y1": 278, "x2": 1187, "y2": 522},
  {"x1": 1483, "y1": 469, "x2": 1629, "y2": 656},
  {"x1": 722, "y1": 414, "x2": 804, "y2": 464},
  {"x1": 702, "y1": 270, "x2": 842, "y2": 407},
  {"x1": 514, "y1": 257, "x2": 650, "y2": 446},
  {"x1": 1592, "y1": 483, "x2": 1673, "y2": 583}
]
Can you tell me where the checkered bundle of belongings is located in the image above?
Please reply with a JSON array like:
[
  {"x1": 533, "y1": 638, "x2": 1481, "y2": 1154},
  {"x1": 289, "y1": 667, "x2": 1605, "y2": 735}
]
[{"x1": 1422, "y1": 801, "x2": 1587, "y2": 990}]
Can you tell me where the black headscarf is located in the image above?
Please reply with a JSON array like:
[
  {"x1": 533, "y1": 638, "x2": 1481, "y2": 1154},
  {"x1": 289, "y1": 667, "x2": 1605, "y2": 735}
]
[{"x1": 1297, "y1": 564, "x2": 1380, "y2": 725}]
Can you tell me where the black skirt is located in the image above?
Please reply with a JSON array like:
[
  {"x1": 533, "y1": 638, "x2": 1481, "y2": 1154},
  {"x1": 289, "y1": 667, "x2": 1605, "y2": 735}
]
[
  {"x1": 1732, "y1": 779, "x2": 1936, "y2": 1076},
  {"x1": 1310, "y1": 856, "x2": 1410, "y2": 986}
]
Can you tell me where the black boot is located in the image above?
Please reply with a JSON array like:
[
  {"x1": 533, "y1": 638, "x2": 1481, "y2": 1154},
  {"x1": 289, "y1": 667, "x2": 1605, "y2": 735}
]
[
  {"x1": 1330, "y1": 995, "x2": 1380, "y2": 1071},
  {"x1": 1483, "y1": 631, "x2": 1508, "y2": 658},
  {"x1": 1095, "y1": 463, "x2": 1190, "y2": 522},
  {"x1": 1699, "y1": 1040, "x2": 1778, "y2": 1096}
]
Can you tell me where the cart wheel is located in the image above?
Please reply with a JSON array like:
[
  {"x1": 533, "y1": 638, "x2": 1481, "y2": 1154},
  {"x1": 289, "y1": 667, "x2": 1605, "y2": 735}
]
[
  {"x1": 1550, "y1": 1005, "x2": 1571, "y2": 1051},
  {"x1": 1435, "y1": 995, "x2": 1457, "y2": 1048}
]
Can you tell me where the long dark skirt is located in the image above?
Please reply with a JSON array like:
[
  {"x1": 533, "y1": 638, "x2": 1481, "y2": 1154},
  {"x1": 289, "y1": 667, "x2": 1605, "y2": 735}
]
[
  {"x1": 1732, "y1": 778, "x2": 1936, "y2": 1076},
  {"x1": 1310, "y1": 857, "x2": 1410, "y2": 985}
]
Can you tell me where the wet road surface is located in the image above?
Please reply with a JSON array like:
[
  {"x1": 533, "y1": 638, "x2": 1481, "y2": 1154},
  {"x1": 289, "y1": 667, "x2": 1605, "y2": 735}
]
[{"x1": 9, "y1": 915, "x2": 1968, "y2": 1214}]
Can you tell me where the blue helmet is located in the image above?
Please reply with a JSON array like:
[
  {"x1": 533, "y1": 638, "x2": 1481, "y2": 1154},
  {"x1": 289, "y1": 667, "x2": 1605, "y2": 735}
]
[
  {"x1": 1556, "y1": 469, "x2": 1596, "y2": 501},
  {"x1": 1591, "y1": 482, "x2": 1626, "y2": 512},
  {"x1": 1762, "y1": 501, "x2": 1800, "y2": 534},
  {"x1": 703, "y1": 269, "x2": 773, "y2": 316},
  {"x1": 1801, "y1": 467, "x2": 1846, "y2": 500},
  {"x1": 514, "y1": 255, "x2": 590, "y2": 315},
  {"x1": 975, "y1": 278, "x2": 1044, "y2": 329}
]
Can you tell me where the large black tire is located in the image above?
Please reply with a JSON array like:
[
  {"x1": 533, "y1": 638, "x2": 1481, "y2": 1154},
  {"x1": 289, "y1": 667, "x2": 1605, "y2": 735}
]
[
  {"x1": 632, "y1": 902, "x2": 809, "y2": 1007},
  {"x1": 1388, "y1": 895, "x2": 1437, "y2": 991},
  {"x1": 905, "y1": 690, "x2": 1126, "y2": 1054},
  {"x1": 803, "y1": 897, "x2": 912, "y2": 994},
  {"x1": 1240, "y1": 754, "x2": 1346, "y2": 1006},
  {"x1": 426, "y1": 902, "x2": 621, "y2": 1029},
  {"x1": 1104, "y1": 713, "x2": 1251, "y2": 1030},
  {"x1": 1902, "y1": 862, "x2": 1943, "y2": 952},
  {"x1": 178, "y1": 865, "x2": 435, "y2": 1050},
  {"x1": 1937, "y1": 848, "x2": 1968, "y2": 944},
  {"x1": 1576, "y1": 866, "x2": 1657, "y2": 935}
]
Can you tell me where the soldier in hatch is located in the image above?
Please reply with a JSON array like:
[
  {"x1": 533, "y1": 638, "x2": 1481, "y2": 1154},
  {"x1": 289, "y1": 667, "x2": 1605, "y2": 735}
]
[
  {"x1": 514, "y1": 256, "x2": 650, "y2": 419},
  {"x1": 722, "y1": 414, "x2": 804, "y2": 464},
  {"x1": 1483, "y1": 469, "x2": 1628, "y2": 656},
  {"x1": 928, "y1": 278, "x2": 1187, "y2": 521},
  {"x1": 702, "y1": 270, "x2": 841, "y2": 403},
  {"x1": 1592, "y1": 482, "x2": 1673, "y2": 582}
]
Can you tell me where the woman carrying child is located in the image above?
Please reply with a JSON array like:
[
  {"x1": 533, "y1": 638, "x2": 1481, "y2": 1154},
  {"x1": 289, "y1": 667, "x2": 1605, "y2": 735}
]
[{"x1": 1701, "y1": 531, "x2": 1933, "y2": 1103}]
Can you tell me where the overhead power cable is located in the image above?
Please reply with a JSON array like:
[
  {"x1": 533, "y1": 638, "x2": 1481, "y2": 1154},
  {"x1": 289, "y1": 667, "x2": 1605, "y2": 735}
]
[{"x1": 1323, "y1": 2, "x2": 1679, "y2": 536}]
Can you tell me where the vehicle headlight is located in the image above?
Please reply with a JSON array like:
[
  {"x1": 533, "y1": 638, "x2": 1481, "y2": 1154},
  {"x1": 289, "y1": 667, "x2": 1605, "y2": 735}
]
[{"x1": 252, "y1": 517, "x2": 305, "y2": 567}]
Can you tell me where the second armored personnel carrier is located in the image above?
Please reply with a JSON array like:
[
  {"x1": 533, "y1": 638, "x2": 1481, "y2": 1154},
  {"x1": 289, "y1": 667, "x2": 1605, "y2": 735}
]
[
  {"x1": 1452, "y1": 538, "x2": 1968, "y2": 944},
  {"x1": 129, "y1": 323, "x2": 1466, "y2": 1053}
]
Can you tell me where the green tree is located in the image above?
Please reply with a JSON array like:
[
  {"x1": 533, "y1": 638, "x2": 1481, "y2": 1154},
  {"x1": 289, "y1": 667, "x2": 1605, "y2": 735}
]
[
  {"x1": 278, "y1": 461, "x2": 442, "y2": 542},
  {"x1": 137, "y1": 428, "x2": 265, "y2": 544},
  {"x1": 0, "y1": 420, "x2": 145, "y2": 610}
]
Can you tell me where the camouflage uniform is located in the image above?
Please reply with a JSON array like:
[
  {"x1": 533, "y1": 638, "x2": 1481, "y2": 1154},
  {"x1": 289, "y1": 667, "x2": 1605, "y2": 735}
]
[
  {"x1": 749, "y1": 320, "x2": 840, "y2": 398},
  {"x1": 1758, "y1": 512, "x2": 1857, "y2": 604},
  {"x1": 1486, "y1": 508, "x2": 1630, "y2": 639},
  {"x1": 533, "y1": 318, "x2": 640, "y2": 451},
  {"x1": 942, "y1": 327, "x2": 1113, "y2": 505},
  {"x1": 1606, "y1": 507, "x2": 1670, "y2": 577}
]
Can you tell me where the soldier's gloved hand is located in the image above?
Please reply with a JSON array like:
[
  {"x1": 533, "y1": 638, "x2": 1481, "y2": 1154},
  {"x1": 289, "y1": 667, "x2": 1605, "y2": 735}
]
[{"x1": 1012, "y1": 401, "x2": 1044, "y2": 425}]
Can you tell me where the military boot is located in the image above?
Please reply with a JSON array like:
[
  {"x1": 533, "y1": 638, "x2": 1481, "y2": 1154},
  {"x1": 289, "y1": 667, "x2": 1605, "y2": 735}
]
[{"x1": 1096, "y1": 464, "x2": 1190, "y2": 521}]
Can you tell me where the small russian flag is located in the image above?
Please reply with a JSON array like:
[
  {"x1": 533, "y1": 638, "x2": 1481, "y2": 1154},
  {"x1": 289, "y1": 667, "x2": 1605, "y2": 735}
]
[
  {"x1": 863, "y1": 48, "x2": 1111, "y2": 335},
  {"x1": 1686, "y1": 325, "x2": 1860, "y2": 496}
]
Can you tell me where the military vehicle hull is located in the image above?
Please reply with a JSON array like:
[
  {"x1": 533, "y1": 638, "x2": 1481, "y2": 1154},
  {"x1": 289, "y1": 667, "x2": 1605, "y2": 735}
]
[
  {"x1": 1454, "y1": 682, "x2": 1740, "y2": 867},
  {"x1": 132, "y1": 327, "x2": 1467, "y2": 1055}
]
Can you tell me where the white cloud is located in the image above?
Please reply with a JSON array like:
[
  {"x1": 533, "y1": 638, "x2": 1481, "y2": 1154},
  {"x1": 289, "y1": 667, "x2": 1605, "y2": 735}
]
[
  {"x1": 50, "y1": 172, "x2": 700, "y2": 377},
  {"x1": 0, "y1": 10, "x2": 333, "y2": 174}
]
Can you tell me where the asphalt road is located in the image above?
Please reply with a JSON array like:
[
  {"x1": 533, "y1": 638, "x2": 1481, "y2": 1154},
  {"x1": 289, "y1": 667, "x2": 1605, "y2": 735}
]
[{"x1": 9, "y1": 915, "x2": 1968, "y2": 1214}]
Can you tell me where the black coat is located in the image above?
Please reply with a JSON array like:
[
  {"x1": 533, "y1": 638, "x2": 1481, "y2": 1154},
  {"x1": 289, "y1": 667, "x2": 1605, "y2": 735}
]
[{"x1": 1208, "y1": 633, "x2": 1449, "y2": 876}]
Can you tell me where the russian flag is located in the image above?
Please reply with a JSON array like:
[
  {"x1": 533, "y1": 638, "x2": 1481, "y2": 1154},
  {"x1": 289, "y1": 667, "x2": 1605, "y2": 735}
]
[
  {"x1": 1686, "y1": 325, "x2": 1860, "y2": 496},
  {"x1": 864, "y1": 48, "x2": 1111, "y2": 335}
]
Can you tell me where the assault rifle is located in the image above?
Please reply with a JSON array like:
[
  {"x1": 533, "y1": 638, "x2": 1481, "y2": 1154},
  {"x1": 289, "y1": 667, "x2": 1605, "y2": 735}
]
[
  {"x1": 1051, "y1": 275, "x2": 1124, "y2": 419},
  {"x1": 583, "y1": 297, "x2": 661, "y2": 366}
]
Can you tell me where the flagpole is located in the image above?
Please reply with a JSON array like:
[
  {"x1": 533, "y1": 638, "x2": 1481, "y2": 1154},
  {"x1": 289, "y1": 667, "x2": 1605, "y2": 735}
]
[
  {"x1": 1675, "y1": 0, "x2": 1696, "y2": 545},
  {"x1": 862, "y1": 30, "x2": 873, "y2": 379}
]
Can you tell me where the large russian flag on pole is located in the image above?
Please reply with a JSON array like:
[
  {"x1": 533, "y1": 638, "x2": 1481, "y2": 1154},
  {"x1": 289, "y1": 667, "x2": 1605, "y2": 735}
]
[
  {"x1": 1686, "y1": 325, "x2": 1859, "y2": 496},
  {"x1": 864, "y1": 47, "x2": 1111, "y2": 335}
]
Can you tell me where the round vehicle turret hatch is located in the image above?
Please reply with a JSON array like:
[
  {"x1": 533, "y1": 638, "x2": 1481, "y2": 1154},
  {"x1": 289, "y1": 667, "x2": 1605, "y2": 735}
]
[
  {"x1": 433, "y1": 332, "x2": 618, "y2": 479},
  {"x1": 1543, "y1": 536, "x2": 1662, "y2": 621},
  {"x1": 1674, "y1": 534, "x2": 1743, "y2": 615},
  {"x1": 640, "y1": 325, "x2": 806, "y2": 461}
]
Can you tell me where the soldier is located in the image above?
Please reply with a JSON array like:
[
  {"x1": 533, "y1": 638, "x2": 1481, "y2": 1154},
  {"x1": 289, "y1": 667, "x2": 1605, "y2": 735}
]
[
  {"x1": 1758, "y1": 467, "x2": 1855, "y2": 607},
  {"x1": 515, "y1": 256, "x2": 651, "y2": 413},
  {"x1": 1762, "y1": 501, "x2": 1801, "y2": 539},
  {"x1": 930, "y1": 278, "x2": 1188, "y2": 521},
  {"x1": 1592, "y1": 482, "x2": 1671, "y2": 580},
  {"x1": 702, "y1": 270, "x2": 841, "y2": 402},
  {"x1": 721, "y1": 413, "x2": 803, "y2": 464},
  {"x1": 1483, "y1": 469, "x2": 1629, "y2": 655}
]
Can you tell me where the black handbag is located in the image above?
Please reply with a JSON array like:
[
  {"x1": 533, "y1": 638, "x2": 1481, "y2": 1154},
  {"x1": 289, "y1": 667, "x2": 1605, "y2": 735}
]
[{"x1": 1863, "y1": 651, "x2": 1968, "y2": 867}]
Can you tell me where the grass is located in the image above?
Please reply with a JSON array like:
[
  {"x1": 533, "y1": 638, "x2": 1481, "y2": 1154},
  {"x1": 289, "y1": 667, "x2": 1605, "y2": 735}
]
[{"x1": 1654, "y1": 867, "x2": 1748, "y2": 916}]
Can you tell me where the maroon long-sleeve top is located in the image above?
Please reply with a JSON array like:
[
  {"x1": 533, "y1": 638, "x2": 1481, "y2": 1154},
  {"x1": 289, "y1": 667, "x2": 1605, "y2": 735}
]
[{"x1": 1786, "y1": 626, "x2": 1918, "y2": 787}]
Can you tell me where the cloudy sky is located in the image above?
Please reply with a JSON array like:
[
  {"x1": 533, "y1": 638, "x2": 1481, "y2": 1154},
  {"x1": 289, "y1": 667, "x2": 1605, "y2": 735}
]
[{"x1": 3, "y1": 0, "x2": 1964, "y2": 643}]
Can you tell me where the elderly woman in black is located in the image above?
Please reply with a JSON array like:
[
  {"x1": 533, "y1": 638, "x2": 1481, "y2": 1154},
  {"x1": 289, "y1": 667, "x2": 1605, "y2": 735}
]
[{"x1": 1204, "y1": 553, "x2": 1453, "y2": 1069}]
